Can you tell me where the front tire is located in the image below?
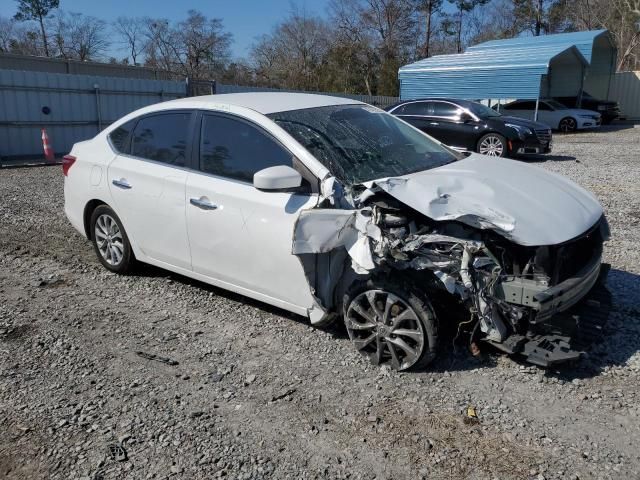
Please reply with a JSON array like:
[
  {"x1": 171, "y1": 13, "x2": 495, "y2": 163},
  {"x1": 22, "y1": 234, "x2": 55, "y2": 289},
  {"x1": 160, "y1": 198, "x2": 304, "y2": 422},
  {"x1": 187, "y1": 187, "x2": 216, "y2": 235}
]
[
  {"x1": 477, "y1": 133, "x2": 507, "y2": 157},
  {"x1": 90, "y1": 205, "x2": 135, "y2": 274},
  {"x1": 343, "y1": 278, "x2": 438, "y2": 371},
  {"x1": 558, "y1": 117, "x2": 577, "y2": 133}
]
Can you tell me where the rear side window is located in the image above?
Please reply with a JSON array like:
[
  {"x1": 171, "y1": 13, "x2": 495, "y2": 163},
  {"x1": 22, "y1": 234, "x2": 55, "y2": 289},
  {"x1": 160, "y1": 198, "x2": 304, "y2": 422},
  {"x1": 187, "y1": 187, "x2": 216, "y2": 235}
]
[
  {"x1": 199, "y1": 114, "x2": 292, "y2": 182},
  {"x1": 108, "y1": 119, "x2": 136, "y2": 153},
  {"x1": 131, "y1": 113, "x2": 191, "y2": 166},
  {"x1": 397, "y1": 102, "x2": 431, "y2": 116}
]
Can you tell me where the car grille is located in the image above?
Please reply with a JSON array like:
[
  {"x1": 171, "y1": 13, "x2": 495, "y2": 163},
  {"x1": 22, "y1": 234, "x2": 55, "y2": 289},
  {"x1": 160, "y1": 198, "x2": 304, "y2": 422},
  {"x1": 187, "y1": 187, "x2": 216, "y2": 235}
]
[{"x1": 535, "y1": 128, "x2": 552, "y2": 144}]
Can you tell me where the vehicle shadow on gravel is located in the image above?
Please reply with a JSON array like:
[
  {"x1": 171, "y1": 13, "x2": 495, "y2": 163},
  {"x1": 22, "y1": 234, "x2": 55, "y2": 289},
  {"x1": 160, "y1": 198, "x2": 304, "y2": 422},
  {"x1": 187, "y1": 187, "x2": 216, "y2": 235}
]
[
  {"x1": 131, "y1": 264, "x2": 639, "y2": 378},
  {"x1": 523, "y1": 154, "x2": 577, "y2": 163},
  {"x1": 531, "y1": 268, "x2": 640, "y2": 382}
]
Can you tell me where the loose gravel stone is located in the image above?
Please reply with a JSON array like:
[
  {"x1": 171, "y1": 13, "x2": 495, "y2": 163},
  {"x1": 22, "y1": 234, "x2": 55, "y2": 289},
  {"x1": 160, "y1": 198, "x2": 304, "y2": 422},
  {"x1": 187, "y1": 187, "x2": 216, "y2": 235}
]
[{"x1": 1, "y1": 125, "x2": 639, "y2": 479}]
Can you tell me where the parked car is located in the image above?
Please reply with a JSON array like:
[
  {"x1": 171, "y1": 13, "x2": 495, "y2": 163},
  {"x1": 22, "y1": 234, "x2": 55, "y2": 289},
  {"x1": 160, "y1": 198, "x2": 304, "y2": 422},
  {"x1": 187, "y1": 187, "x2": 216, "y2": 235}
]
[
  {"x1": 385, "y1": 98, "x2": 552, "y2": 158},
  {"x1": 498, "y1": 99, "x2": 601, "y2": 132},
  {"x1": 64, "y1": 93, "x2": 610, "y2": 370},
  {"x1": 554, "y1": 92, "x2": 620, "y2": 125}
]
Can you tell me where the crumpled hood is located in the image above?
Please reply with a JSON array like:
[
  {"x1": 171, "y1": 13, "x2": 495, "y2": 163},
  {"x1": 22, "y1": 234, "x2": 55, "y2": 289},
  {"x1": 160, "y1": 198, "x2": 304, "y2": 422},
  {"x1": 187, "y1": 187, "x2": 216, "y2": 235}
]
[{"x1": 373, "y1": 154, "x2": 603, "y2": 246}]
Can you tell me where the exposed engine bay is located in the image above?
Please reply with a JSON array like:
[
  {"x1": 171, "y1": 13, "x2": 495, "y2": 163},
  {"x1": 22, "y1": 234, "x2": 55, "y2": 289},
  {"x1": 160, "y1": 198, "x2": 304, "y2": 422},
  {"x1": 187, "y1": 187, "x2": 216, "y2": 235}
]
[{"x1": 293, "y1": 174, "x2": 611, "y2": 368}]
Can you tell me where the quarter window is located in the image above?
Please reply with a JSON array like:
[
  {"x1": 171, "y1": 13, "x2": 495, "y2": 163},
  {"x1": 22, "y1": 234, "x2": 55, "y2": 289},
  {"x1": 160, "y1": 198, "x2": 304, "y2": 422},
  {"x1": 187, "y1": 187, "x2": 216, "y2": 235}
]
[
  {"x1": 108, "y1": 119, "x2": 136, "y2": 154},
  {"x1": 199, "y1": 114, "x2": 292, "y2": 182},
  {"x1": 131, "y1": 113, "x2": 191, "y2": 166}
]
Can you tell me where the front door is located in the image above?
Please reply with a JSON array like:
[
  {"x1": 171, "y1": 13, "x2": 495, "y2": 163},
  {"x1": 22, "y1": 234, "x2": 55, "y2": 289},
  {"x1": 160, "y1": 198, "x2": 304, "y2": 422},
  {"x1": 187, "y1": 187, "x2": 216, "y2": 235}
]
[
  {"x1": 185, "y1": 112, "x2": 316, "y2": 310},
  {"x1": 107, "y1": 111, "x2": 194, "y2": 270},
  {"x1": 429, "y1": 101, "x2": 478, "y2": 150}
]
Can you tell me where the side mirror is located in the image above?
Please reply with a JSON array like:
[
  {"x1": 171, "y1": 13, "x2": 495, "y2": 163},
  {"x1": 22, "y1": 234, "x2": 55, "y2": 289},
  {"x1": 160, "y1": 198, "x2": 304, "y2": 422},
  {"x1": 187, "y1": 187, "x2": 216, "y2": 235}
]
[{"x1": 253, "y1": 165, "x2": 302, "y2": 191}]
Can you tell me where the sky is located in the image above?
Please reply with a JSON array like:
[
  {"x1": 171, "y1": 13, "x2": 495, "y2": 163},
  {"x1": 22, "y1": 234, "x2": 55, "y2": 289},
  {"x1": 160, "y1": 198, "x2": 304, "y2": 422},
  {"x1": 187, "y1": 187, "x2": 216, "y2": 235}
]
[{"x1": 0, "y1": 0, "x2": 331, "y2": 60}]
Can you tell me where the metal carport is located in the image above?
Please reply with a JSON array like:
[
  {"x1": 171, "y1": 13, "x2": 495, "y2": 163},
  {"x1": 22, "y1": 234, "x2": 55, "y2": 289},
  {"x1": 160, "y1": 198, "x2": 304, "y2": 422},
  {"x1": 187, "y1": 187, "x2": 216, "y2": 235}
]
[
  {"x1": 399, "y1": 44, "x2": 588, "y2": 119},
  {"x1": 467, "y1": 30, "x2": 617, "y2": 100}
]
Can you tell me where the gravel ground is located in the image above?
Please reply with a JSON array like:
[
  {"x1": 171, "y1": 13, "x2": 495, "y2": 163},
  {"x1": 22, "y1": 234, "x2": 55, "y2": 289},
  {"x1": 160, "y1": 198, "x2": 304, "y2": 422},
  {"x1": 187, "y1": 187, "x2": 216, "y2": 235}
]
[{"x1": 1, "y1": 125, "x2": 639, "y2": 480}]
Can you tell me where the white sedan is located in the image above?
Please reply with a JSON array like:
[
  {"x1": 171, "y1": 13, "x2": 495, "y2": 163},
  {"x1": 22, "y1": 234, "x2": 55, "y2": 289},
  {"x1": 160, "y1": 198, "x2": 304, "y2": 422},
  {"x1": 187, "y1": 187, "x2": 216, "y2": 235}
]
[
  {"x1": 64, "y1": 93, "x2": 609, "y2": 370},
  {"x1": 500, "y1": 99, "x2": 601, "y2": 132}
]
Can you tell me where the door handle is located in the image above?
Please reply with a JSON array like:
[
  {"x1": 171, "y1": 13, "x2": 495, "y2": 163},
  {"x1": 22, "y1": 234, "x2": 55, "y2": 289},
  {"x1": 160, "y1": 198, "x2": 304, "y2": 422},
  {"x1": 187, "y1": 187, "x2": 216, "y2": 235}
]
[
  {"x1": 429, "y1": 122, "x2": 439, "y2": 126},
  {"x1": 190, "y1": 197, "x2": 218, "y2": 210},
  {"x1": 112, "y1": 179, "x2": 132, "y2": 189}
]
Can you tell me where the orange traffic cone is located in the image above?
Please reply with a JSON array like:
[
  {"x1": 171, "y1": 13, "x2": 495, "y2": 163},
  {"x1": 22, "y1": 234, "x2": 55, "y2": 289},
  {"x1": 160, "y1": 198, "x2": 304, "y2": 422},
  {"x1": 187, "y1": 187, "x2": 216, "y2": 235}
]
[{"x1": 42, "y1": 128, "x2": 55, "y2": 163}]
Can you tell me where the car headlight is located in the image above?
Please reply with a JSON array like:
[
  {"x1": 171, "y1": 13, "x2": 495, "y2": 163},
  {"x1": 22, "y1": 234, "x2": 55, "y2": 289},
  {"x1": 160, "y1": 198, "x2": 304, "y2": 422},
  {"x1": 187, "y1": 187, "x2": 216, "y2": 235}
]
[
  {"x1": 597, "y1": 105, "x2": 607, "y2": 110},
  {"x1": 579, "y1": 115, "x2": 597, "y2": 119},
  {"x1": 505, "y1": 123, "x2": 532, "y2": 139}
]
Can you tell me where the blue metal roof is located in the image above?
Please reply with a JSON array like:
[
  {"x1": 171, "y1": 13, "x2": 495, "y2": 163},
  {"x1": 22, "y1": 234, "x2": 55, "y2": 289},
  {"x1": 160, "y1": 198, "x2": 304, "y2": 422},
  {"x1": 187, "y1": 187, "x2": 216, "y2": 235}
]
[
  {"x1": 398, "y1": 45, "x2": 587, "y2": 100},
  {"x1": 467, "y1": 29, "x2": 610, "y2": 64}
]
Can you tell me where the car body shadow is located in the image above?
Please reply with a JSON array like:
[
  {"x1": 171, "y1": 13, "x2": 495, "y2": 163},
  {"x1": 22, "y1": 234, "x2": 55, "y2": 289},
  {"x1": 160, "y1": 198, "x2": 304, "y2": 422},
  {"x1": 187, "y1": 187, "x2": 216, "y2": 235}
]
[
  {"x1": 519, "y1": 154, "x2": 577, "y2": 163},
  {"x1": 131, "y1": 262, "x2": 638, "y2": 379}
]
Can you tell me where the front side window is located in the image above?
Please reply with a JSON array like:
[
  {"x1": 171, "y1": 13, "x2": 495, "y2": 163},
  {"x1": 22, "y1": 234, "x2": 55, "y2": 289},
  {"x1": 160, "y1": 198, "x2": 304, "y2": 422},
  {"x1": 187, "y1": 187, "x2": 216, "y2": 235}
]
[
  {"x1": 200, "y1": 114, "x2": 292, "y2": 182},
  {"x1": 131, "y1": 113, "x2": 190, "y2": 166},
  {"x1": 544, "y1": 100, "x2": 568, "y2": 110},
  {"x1": 469, "y1": 102, "x2": 501, "y2": 118},
  {"x1": 268, "y1": 105, "x2": 458, "y2": 186},
  {"x1": 432, "y1": 102, "x2": 462, "y2": 118}
]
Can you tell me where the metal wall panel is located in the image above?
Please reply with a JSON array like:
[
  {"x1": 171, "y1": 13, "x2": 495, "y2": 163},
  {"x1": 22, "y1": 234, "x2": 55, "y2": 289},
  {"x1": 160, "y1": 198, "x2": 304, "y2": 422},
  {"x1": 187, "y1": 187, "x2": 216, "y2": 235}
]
[
  {"x1": 0, "y1": 69, "x2": 185, "y2": 159},
  {"x1": 398, "y1": 45, "x2": 587, "y2": 101},
  {"x1": 608, "y1": 71, "x2": 640, "y2": 120}
]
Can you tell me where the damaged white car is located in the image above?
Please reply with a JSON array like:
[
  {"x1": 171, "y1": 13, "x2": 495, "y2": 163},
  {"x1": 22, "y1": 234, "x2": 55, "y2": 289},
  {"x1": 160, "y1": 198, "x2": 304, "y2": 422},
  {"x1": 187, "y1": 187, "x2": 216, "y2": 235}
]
[{"x1": 64, "y1": 93, "x2": 611, "y2": 370}]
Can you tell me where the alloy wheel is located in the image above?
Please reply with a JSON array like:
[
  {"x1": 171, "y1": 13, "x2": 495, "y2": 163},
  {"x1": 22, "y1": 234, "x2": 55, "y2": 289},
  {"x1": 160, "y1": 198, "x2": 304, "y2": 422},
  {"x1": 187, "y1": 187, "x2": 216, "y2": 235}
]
[
  {"x1": 345, "y1": 290, "x2": 425, "y2": 371},
  {"x1": 478, "y1": 135, "x2": 505, "y2": 156},
  {"x1": 94, "y1": 214, "x2": 124, "y2": 266},
  {"x1": 559, "y1": 118, "x2": 576, "y2": 133}
]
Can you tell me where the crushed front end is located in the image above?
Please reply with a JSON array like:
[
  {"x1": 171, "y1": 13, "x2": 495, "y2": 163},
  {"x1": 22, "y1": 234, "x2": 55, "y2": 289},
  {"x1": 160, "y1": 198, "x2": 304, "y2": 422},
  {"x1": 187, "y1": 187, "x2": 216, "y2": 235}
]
[{"x1": 294, "y1": 175, "x2": 611, "y2": 368}]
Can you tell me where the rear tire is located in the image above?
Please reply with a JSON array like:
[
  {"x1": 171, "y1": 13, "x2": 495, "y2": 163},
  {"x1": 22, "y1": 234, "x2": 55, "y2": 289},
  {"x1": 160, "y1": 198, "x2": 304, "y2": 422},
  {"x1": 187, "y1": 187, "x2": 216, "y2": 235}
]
[
  {"x1": 558, "y1": 117, "x2": 577, "y2": 133},
  {"x1": 477, "y1": 133, "x2": 507, "y2": 157},
  {"x1": 90, "y1": 205, "x2": 135, "y2": 274},
  {"x1": 343, "y1": 277, "x2": 438, "y2": 371}
]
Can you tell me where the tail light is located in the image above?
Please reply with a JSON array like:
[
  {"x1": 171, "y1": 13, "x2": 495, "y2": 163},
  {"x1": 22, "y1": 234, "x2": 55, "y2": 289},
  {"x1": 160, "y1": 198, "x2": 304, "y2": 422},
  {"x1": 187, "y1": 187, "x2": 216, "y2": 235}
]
[{"x1": 62, "y1": 155, "x2": 76, "y2": 176}]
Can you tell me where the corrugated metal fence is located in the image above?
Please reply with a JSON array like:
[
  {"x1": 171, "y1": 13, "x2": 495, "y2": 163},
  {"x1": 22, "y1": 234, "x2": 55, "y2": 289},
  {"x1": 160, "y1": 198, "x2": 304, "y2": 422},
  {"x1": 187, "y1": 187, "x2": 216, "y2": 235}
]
[
  {"x1": 0, "y1": 69, "x2": 185, "y2": 160},
  {"x1": 0, "y1": 52, "x2": 174, "y2": 80},
  {"x1": 216, "y1": 83, "x2": 399, "y2": 108},
  {"x1": 608, "y1": 71, "x2": 640, "y2": 120}
]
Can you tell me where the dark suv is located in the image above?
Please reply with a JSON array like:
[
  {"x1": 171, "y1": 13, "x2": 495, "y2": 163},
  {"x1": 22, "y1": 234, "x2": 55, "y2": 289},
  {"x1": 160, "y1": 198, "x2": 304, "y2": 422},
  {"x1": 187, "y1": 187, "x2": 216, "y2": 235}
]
[
  {"x1": 554, "y1": 92, "x2": 620, "y2": 124},
  {"x1": 386, "y1": 98, "x2": 552, "y2": 158}
]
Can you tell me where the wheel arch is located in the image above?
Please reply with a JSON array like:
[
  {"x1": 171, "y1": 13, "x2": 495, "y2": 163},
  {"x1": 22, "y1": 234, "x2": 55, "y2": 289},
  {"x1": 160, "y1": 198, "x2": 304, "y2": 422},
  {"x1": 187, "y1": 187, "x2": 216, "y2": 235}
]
[{"x1": 83, "y1": 199, "x2": 108, "y2": 239}]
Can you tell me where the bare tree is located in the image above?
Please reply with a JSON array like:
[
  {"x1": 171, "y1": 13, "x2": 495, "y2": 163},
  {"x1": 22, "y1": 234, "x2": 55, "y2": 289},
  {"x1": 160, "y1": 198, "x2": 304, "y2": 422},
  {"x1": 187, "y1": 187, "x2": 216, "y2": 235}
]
[
  {"x1": 252, "y1": 7, "x2": 331, "y2": 90},
  {"x1": 113, "y1": 17, "x2": 147, "y2": 65},
  {"x1": 416, "y1": 0, "x2": 443, "y2": 57},
  {"x1": 50, "y1": 11, "x2": 110, "y2": 61},
  {"x1": 144, "y1": 10, "x2": 232, "y2": 79},
  {"x1": 13, "y1": 0, "x2": 59, "y2": 57}
]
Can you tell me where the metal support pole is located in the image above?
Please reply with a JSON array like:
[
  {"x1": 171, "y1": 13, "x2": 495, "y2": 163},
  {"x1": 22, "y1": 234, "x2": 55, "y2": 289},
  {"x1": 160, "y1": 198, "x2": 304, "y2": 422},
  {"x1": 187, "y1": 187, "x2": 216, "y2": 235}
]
[{"x1": 94, "y1": 84, "x2": 102, "y2": 132}]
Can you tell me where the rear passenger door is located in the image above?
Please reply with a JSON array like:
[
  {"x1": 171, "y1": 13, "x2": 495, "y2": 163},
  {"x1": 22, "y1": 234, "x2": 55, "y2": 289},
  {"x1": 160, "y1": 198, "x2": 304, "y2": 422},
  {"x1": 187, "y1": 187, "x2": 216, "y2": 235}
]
[
  {"x1": 185, "y1": 112, "x2": 316, "y2": 310},
  {"x1": 107, "y1": 111, "x2": 195, "y2": 270}
]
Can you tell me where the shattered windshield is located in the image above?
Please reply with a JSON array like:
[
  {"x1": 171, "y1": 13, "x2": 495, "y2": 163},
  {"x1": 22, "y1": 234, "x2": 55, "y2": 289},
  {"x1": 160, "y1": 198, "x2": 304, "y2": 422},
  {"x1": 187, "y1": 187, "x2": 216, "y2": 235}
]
[{"x1": 267, "y1": 105, "x2": 458, "y2": 185}]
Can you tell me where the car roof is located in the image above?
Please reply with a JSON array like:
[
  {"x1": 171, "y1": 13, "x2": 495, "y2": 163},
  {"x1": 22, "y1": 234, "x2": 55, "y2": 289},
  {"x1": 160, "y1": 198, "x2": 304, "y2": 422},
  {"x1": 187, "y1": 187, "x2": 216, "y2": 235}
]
[
  {"x1": 155, "y1": 92, "x2": 364, "y2": 115},
  {"x1": 387, "y1": 98, "x2": 481, "y2": 110}
]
